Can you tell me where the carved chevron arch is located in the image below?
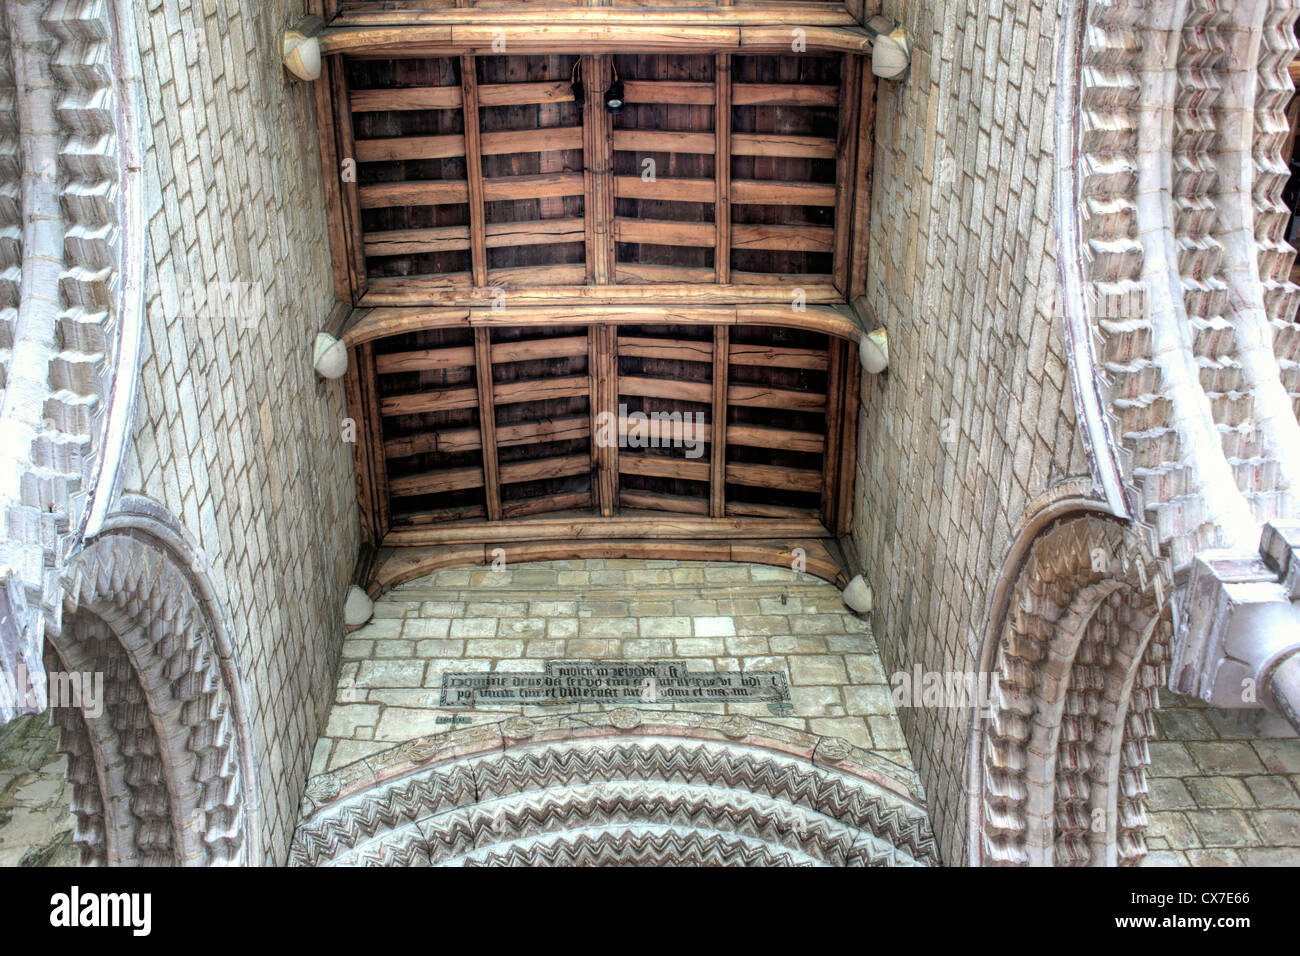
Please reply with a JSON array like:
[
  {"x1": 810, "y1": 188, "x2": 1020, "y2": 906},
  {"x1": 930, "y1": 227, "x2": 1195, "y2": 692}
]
[
  {"x1": 0, "y1": 0, "x2": 147, "y2": 723},
  {"x1": 1057, "y1": 0, "x2": 1300, "y2": 580},
  {"x1": 291, "y1": 712, "x2": 939, "y2": 867},
  {"x1": 46, "y1": 528, "x2": 258, "y2": 865}
]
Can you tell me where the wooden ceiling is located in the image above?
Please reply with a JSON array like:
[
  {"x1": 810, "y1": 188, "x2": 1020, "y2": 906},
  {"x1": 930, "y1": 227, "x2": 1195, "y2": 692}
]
[{"x1": 313, "y1": 4, "x2": 878, "y2": 588}]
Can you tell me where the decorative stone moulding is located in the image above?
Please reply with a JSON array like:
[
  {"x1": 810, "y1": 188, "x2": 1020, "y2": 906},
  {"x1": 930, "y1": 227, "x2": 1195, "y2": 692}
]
[
  {"x1": 0, "y1": 0, "x2": 147, "y2": 723},
  {"x1": 1056, "y1": 0, "x2": 1300, "y2": 733},
  {"x1": 290, "y1": 711, "x2": 938, "y2": 867}
]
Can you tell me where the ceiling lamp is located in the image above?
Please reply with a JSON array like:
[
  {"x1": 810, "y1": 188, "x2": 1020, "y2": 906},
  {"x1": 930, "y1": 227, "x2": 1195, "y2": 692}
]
[
  {"x1": 604, "y1": 65, "x2": 624, "y2": 114},
  {"x1": 570, "y1": 60, "x2": 585, "y2": 110}
]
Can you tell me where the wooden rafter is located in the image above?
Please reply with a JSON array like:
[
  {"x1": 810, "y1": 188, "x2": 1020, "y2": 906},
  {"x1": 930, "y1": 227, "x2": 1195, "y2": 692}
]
[
  {"x1": 459, "y1": 55, "x2": 489, "y2": 287},
  {"x1": 710, "y1": 325, "x2": 728, "y2": 517},
  {"x1": 473, "y1": 328, "x2": 501, "y2": 520}
]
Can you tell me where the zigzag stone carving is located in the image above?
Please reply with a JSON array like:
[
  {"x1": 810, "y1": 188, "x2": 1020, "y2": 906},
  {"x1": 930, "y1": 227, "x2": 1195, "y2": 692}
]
[
  {"x1": 977, "y1": 516, "x2": 1168, "y2": 866},
  {"x1": 291, "y1": 712, "x2": 939, "y2": 867},
  {"x1": 0, "y1": 0, "x2": 146, "y2": 723},
  {"x1": 45, "y1": 532, "x2": 254, "y2": 865}
]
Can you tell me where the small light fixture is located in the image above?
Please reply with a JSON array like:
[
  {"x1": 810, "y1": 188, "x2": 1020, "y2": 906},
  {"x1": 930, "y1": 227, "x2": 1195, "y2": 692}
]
[
  {"x1": 604, "y1": 64, "x2": 624, "y2": 114},
  {"x1": 570, "y1": 60, "x2": 585, "y2": 110}
]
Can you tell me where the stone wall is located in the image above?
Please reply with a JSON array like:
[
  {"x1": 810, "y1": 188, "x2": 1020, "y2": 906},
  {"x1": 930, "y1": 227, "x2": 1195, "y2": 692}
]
[
  {"x1": 119, "y1": 0, "x2": 358, "y2": 863},
  {"x1": 855, "y1": 0, "x2": 1092, "y2": 863}
]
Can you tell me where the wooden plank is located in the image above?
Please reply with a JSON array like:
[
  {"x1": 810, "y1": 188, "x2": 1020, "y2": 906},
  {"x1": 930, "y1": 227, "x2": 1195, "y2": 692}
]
[
  {"x1": 616, "y1": 335, "x2": 713, "y2": 362},
  {"x1": 710, "y1": 325, "x2": 728, "y2": 516},
  {"x1": 620, "y1": 454, "x2": 711, "y2": 482},
  {"x1": 849, "y1": 66, "x2": 876, "y2": 301},
  {"x1": 728, "y1": 342, "x2": 829, "y2": 370},
  {"x1": 617, "y1": 415, "x2": 712, "y2": 444},
  {"x1": 730, "y1": 179, "x2": 837, "y2": 206},
  {"x1": 493, "y1": 375, "x2": 590, "y2": 406},
  {"x1": 619, "y1": 375, "x2": 713, "y2": 404},
  {"x1": 715, "y1": 53, "x2": 732, "y2": 284},
  {"x1": 486, "y1": 264, "x2": 588, "y2": 286},
  {"x1": 500, "y1": 492, "x2": 593, "y2": 519},
  {"x1": 731, "y1": 223, "x2": 834, "y2": 253},
  {"x1": 344, "y1": 346, "x2": 378, "y2": 543},
  {"x1": 611, "y1": 129, "x2": 715, "y2": 154},
  {"x1": 491, "y1": 335, "x2": 589, "y2": 364},
  {"x1": 482, "y1": 172, "x2": 585, "y2": 201},
  {"x1": 725, "y1": 501, "x2": 819, "y2": 519},
  {"x1": 381, "y1": 385, "x2": 479, "y2": 416},
  {"x1": 382, "y1": 514, "x2": 831, "y2": 545},
  {"x1": 726, "y1": 423, "x2": 824, "y2": 454},
  {"x1": 331, "y1": 60, "x2": 368, "y2": 299},
  {"x1": 353, "y1": 133, "x2": 467, "y2": 164},
  {"x1": 499, "y1": 454, "x2": 591, "y2": 485},
  {"x1": 614, "y1": 264, "x2": 717, "y2": 284},
  {"x1": 358, "y1": 180, "x2": 470, "y2": 209},
  {"x1": 393, "y1": 504, "x2": 486, "y2": 526},
  {"x1": 619, "y1": 490, "x2": 710, "y2": 515},
  {"x1": 614, "y1": 175, "x2": 714, "y2": 203},
  {"x1": 832, "y1": 54, "x2": 862, "y2": 296},
  {"x1": 592, "y1": 324, "x2": 619, "y2": 516},
  {"x1": 613, "y1": 219, "x2": 715, "y2": 247},
  {"x1": 727, "y1": 383, "x2": 826, "y2": 412},
  {"x1": 389, "y1": 466, "x2": 485, "y2": 498},
  {"x1": 350, "y1": 86, "x2": 464, "y2": 112},
  {"x1": 473, "y1": 328, "x2": 501, "y2": 520},
  {"x1": 835, "y1": 339, "x2": 861, "y2": 535},
  {"x1": 731, "y1": 133, "x2": 837, "y2": 159},
  {"x1": 480, "y1": 126, "x2": 585, "y2": 156},
  {"x1": 485, "y1": 218, "x2": 586, "y2": 248},
  {"x1": 498, "y1": 416, "x2": 591, "y2": 447},
  {"x1": 375, "y1": 344, "x2": 475, "y2": 374},
  {"x1": 478, "y1": 80, "x2": 574, "y2": 107},
  {"x1": 726, "y1": 461, "x2": 822, "y2": 493},
  {"x1": 361, "y1": 345, "x2": 391, "y2": 539},
  {"x1": 820, "y1": 336, "x2": 845, "y2": 527},
  {"x1": 623, "y1": 80, "x2": 715, "y2": 105},
  {"x1": 460, "y1": 55, "x2": 488, "y2": 287},
  {"x1": 342, "y1": 308, "x2": 473, "y2": 346},
  {"x1": 384, "y1": 427, "x2": 481, "y2": 459},
  {"x1": 732, "y1": 83, "x2": 838, "y2": 106},
  {"x1": 313, "y1": 55, "x2": 351, "y2": 301},
  {"x1": 330, "y1": 7, "x2": 859, "y2": 27},
  {"x1": 365, "y1": 225, "x2": 472, "y2": 258}
]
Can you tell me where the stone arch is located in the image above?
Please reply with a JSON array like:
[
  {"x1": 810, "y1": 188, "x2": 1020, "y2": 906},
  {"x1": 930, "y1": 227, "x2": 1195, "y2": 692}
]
[
  {"x1": 45, "y1": 531, "x2": 257, "y2": 866},
  {"x1": 291, "y1": 712, "x2": 939, "y2": 867},
  {"x1": 971, "y1": 515, "x2": 1169, "y2": 866}
]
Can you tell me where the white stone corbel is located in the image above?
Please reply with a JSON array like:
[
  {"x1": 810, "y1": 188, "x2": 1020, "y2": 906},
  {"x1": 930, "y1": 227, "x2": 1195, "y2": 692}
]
[
  {"x1": 843, "y1": 574, "x2": 873, "y2": 614},
  {"x1": 863, "y1": 15, "x2": 910, "y2": 80},
  {"x1": 859, "y1": 327, "x2": 888, "y2": 374},
  {"x1": 344, "y1": 585, "x2": 375, "y2": 627},
  {"x1": 313, "y1": 332, "x2": 348, "y2": 379},
  {"x1": 283, "y1": 15, "x2": 325, "y2": 82}
]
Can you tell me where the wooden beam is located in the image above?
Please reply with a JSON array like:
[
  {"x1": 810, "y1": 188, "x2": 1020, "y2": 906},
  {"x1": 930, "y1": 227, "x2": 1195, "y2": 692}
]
[
  {"x1": 313, "y1": 55, "x2": 353, "y2": 302},
  {"x1": 732, "y1": 83, "x2": 839, "y2": 107},
  {"x1": 473, "y1": 328, "x2": 501, "y2": 520},
  {"x1": 480, "y1": 126, "x2": 584, "y2": 156},
  {"x1": 731, "y1": 223, "x2": 835, "y2": 253},
  {"x1": 619, "y1": 454, "x2": 711, "y2": 482},
  {"x1": 849, "y1": 65, "x2": 877, "y2": 301},
  {"x1": 623, "y1": 80, "x2": 716, "y2": 105},
  {"x1": 832, "y1": 54, "x2": 862, "y2": 296},
  {"x1": 835, "y1": 339, "x2": 861, "y2": 535},
  {"x1": 613, "y1": 219, "x2": 715, "y2": 247},
  {"x1": 710, "y1": 325, "x2": 729, "y2": 516},
  {"x1": 486, "y1": 264, "x2": 588, "y2": 287},
  {"x1": 715, "y1": 53, "x2": 732, "y2": 284},
  {"x1": 389, "y1": 466, "x2": 484, "y2": 498},
  {"x1": 592, "y1": 324, "x2": 619, "y2": 516},
  {"x1": 486, "y1": 218, "x2": 586, "y2": 248},
  {"x1": 329, "y1": 8, "x2": 859, "y2": 28},
  {"x1": 358, "y1": 180, "x2": 470, "y2": 209},
  {"x1": 727, "y1": 462, "x2": 822, "y2": 493},
  {"x1": 612, "y1": 129, "x2": 715, "y2": 154},
  {"x1": 482, "y1": 172, "x2": 585, "y2": 201},
  {"x1": 614, "y1": 175, "x2": 715, "y2": 203},
  {"x1": 365, "y1": 226, "x2": 472, "y2": 259},
  {"x1": 385, "y1": 427, "x2": 481, "y2": 460},
  {"x1": 619, "y1": 375, "x2": 713, "y2": 404},
  {"x1": 619, "y1": 490, "x2": 710, "y2": 515},
  {"x1": 478, "y1": 80, "x2": 574, "y2": 107},
  {"x1": 493, "y1": 375, "x2": 590, "y2": 406},
  {"x1": 375, "y1": 344, "x2": 475, "y2": 374},
  {"x1": 731, "y1": 133, "x2": 837, "y2": 159},
  {"x1": 820, "y1": 337, "x2": 846, "y2": 528},
  {"x1": 359, "y1": 344, "x2": 391, "y2": 537},
  {"x1": 614, "y1": 264, "x2": 717, "y2": 285},
  {"x1": 616, "y1": 335, "x2": 713, "y2": 362},
  {"x1": 354, "y1": 133, "x2": 467, "y2": 164},
  {"x1": 344, "y1": 346, "x2": 378, "y2": 543},
  {"x1": 330, "y1": 59, "x2": 368, "y2": 300},
  {"x1": 727, "y1": 423, "x2": 824, "y2": 454},
  {"x1": 461, "y1": 54, "x2": 488, "y2": 286},
  {"x1": 728, "y1": 342, "x2": 829, "y2": 370},
  {"x1": 381, "y1": 385, "x2": 479, "y2": 417},
  {"x1": 382, "y1": 514, "x2": 831, "y2": 546},
  {"x1": 491, "y1": 335, "x2": 589, "y2": 364},
  {"x1": 727, "y1": 383, "x2": 826, "y2": 412},
  {"x1": 350, "y1": 86, "x2": 463, "y2": 112},
  {"x1": 499, "y1": 454, "x2": 591, "y2": 485},
  {"x1": 730, "y1": 180, "x2": 837, "y2": 206}
]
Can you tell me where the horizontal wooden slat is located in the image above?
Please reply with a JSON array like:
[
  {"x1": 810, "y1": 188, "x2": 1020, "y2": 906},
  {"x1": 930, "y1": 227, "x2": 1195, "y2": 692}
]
[
  {"x1": 389, "y1": 466, "x2": 483, "y2": 497},
  {"x1": 619, "y1": 454, "x2": 711, "y2": 482},
  {"x1": 487, "y1": 264, "x2": 588, "y2": 286},
  {"x1": 619, "y1": 489, "x2": 709, "y2": 514},
  {"x1": 359, "y1": 180, "x2": 470, "y2": 209},
  {"x1": 497, "y1": 416, "x2": 590, "y2": 448},
  {"x1": 613, "y1": 175, "x2": 714, "y2": 203},
  {"x1": 480, "y1": 126, "x2": 584, "y2": 156},
  {"x1": 730, "y1": 179, "x2": 836, "y2": 206},
  {"x1": 614, "y1": 219, "x2": 715, "y2": 247},
  {"x1": 394, "y1": 504, "x2": 487, "y2": 525},
  {"x1": 485, "y1": 218, "x2": 586, "y2": 248},
  {"x1": 727, "y1": 383, "x2": 825, "y2": 412},
  {"x1": 483, "y1": 172, "x2": 584, "y2": 201},
  {"x1": 612, "y1": 129, "x2": 715, "y2": 155},
  {"x1": 725, "y1": 501, "x2": 818, "y2": 519},
  {"x1": 614, "y1": 264, "x2": 717, "y2": 284},
  {"x1": 375, "y1": 344, "x2": 475, "y2": 374},
  {"x1": 381, "y1": 514, "x2": 831, "y2": 546},
  {"x1": 381, "y1": 385, "x2": 479, "y2": 416},
  {"x1": 493, "y1": 374, "x2": 589, "y2": 406},
  {"x1": 728, "y1": 342, "x2": 828, "y2": 369},
  {"x1": 354, "y1": 133, "x2": 466, "y2": 163},
  {"x1": 491, "y1": 335, "x2": 589, "y2": 363},
  {"x1": 731, "y1": 223, "x2": 834, "y2": 253},
  {"x1": 499, "y1": 454, "x2": 591, "y2": 485},
  {"x1": 730, "y1": 133, "x2": 837, "y2": 159},
  {"x1": 350, "y1": 86, "x2": 463, "y2": 112},
  {"x1": 364, "y1": 225, "x2": 472, "y2": 258},
  {"x1": 617, "y1": 335, "x2": 713, "y2": 362},
  {"x1": 732, "y1": 83, "x2": 838, "y2": 107},
  {"x1": 478, "y1": 80, "x2": 574, "y2": 107},
  {"x1": 619, "y1": 375, "x2": 712, "y2": 404},
  {"x1": 726, "y1": 422, "x2": 824, "y2": 453},
  {"x1": 618, "y1": 414, "x2": 712, "y2": 444},
  {"x1": 725, "y1": 461, "x2": 821, "y2": 493},
  {"x1": 622, "y1": 79, "x2": 715, "y2": 105},
  {"x1": 384, "y1": 427, "x2": 481, "y2": 460},
  {"x1": 500, "y1": 492, "x2": 592, "y2": 518}
]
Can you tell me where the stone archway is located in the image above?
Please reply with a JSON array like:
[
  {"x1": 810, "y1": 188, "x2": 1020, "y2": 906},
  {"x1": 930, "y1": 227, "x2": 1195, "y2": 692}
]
[
  {"x1": 44, "y1": 532, "x2": 256, "y2": 866},
  {"x1": 972, "y1": 516, "x2": 1169, "y2": 866},
  {"x1": 291, "y1": 712, "x2": 939, "y2": 867}
]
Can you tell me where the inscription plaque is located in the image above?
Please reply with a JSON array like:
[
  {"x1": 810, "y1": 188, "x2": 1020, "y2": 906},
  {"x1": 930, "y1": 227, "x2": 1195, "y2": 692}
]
[{"x1": 438, "y1": 660, "x2": 789, "y2": 707}]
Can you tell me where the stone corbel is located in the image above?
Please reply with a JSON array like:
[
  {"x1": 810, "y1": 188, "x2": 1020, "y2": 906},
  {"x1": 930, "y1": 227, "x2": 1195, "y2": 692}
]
[{"x1": 283, "y1": 15, "x2": 325, "y2": 82}]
